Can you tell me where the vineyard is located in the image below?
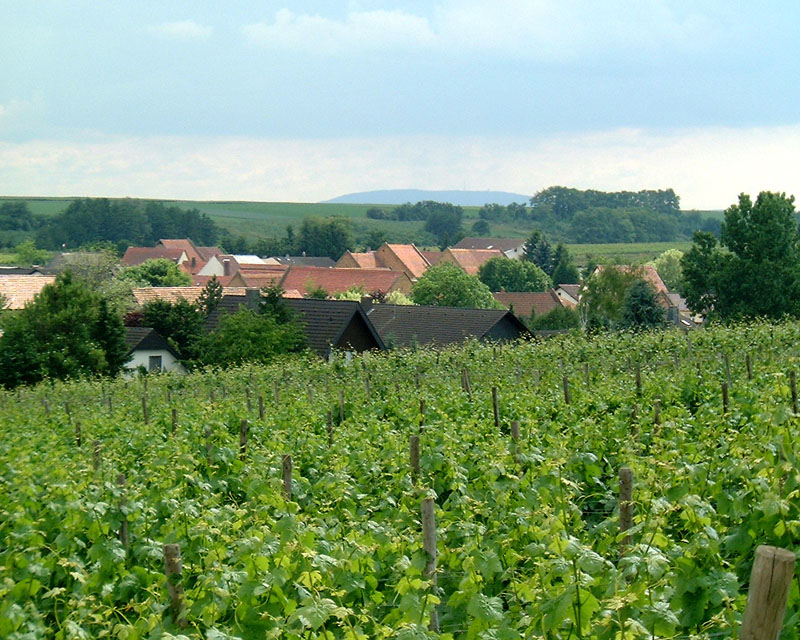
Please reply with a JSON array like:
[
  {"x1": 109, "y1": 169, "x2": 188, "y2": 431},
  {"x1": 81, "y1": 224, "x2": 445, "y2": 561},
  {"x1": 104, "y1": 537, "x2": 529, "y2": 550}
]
[{"x1": 2, "y1": 323, "x2": 800, "y2": 639}]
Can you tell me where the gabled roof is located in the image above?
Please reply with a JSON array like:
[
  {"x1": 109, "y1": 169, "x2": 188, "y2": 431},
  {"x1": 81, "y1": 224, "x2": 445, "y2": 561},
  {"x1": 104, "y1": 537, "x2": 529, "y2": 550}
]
[
  {"x1": 365, "y1": 304, "x2": 530, "y2": 348},
  {"x1": 420, "y1": 250, "x2": 442, "y2": 265},
  {"x1": 125, "y1": 326, "x2": 180, "y2": 358},
  {"x1": 132, "y1": 286, "x2": 247, "y2": 306},
  {"x1": 453, "y1": 237, "x2": 526, "y2": 252},
  {"x1": 381, "y1": 244, "x2": 430, "y2": 279},
  {"x1": 441, "y1": 248, "x2": 504, "y2": 275},
  {"x1": 0, "y1": 266, "x2": 45, "y2": 275},
  {"x1": 204, "y1": 293, "x2": 385, "y2": 357},
  {"x1": 557, "y1": 284, "x2": 581, "y2": 301},
  {"x1": 493, "y1": 290, "x2": 564, "y2": 318},
  {"x1": 279, "y1": 266, "x2": 410, "y2": 297},
  {"x1": 273, "y1": 256, "x2": 336, "y2": 267},
  {"x1": 122, "y1": 247, "x2": 185, "y2": 266},
  {"x1": 188, "y1": 274, "x2": 236, "y2": 287},
  {"x1": 196, "y1": 246, "x2": 223, "y2": 261},
  {"x1": 158, "y1": 239, "x2": 203, "y2": 263},
  {"x1": 0, "y1": 275, "x2": 56, "y2": 309},
  {"x1": 339, "y1": 251, "x2": 379, "y2": 269}
]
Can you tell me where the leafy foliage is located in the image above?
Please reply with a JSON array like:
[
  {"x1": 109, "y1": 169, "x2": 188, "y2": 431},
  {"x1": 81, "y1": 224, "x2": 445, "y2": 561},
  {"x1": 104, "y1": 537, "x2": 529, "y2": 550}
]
[
  {"x1": 296, "y1": 217, "x2": 354, "y2": 259},
  {"x1": 478, "y1": 256, "x2": 551, "y2": 292},
  {"x1": 411, "y1": 262, "x2": 498, "y2": 308},
  {"x1": 120, "y1": 259, "x2": 193, "y2": 287},
  {"x1": 528, "y1": 305, "x2": 581, "y2": 330},
  {"x1": 140, "y1": 298, "x2": 205, "y2": 361},
  {"x1": 621, "y1": 280, "x2": 666, "y2": 329},
  {"x1": 3, "y1": 322, "x2": 800, "y2": 638},
  {"x1": 0, "y1": 272, "x2": 128, "y2": 387},
  {"x1": 579, "y1": 265, "x2": 642, "y2": 329}
]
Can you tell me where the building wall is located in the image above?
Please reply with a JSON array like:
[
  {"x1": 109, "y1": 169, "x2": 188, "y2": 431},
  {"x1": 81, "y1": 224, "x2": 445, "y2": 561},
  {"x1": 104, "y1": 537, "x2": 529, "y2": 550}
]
[
  {"x1": 124, "y1": 349, "x2": 185, "y2": 375},
  {"x1": 387, "y1": 273, "x2": 414, "y2": 295},
  {"x1": 335, "y1": 252, "x2": 362, "y2": 269}
]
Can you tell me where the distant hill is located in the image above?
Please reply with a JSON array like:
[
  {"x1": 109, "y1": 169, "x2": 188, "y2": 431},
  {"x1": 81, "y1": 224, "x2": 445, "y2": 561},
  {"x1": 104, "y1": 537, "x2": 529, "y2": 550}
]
[{"x1": 323, "y1": 189, "x2": 531, "y2": 206}]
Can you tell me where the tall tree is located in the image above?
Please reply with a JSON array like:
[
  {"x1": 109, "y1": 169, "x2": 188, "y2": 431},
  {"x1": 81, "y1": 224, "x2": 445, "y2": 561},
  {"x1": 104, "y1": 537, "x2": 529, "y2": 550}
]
[
  {"x1": 621, "y1": 280, "x2": 666, "y2": 329},
  {"x1": 681, "y1": 192, "x2": 800, "y2": 320},
  {"x1": 296, "y1": 217, "x2": 354, "y2": 259},
  {"x1": 119, "y1": 259, "x2": 192, "y2": 287},
  {"x1": 411, "y1": 262, "x2": 498, "y2": 309},
  {"x1": 478, "y1": 257, "x2": 551, "y2": 292}
]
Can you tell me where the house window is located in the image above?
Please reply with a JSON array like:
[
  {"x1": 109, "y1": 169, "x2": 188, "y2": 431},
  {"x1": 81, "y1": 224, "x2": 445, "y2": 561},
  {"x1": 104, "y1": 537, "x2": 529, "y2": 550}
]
[{"x1": 148, "y1": 355, "x2": 163, "y2": 372}]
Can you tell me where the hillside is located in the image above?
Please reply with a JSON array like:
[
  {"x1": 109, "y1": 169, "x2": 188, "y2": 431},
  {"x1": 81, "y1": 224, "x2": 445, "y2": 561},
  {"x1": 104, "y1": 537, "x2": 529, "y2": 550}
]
[{"x1": 323, "y1": 189, "x2": 531, "y2": 206}]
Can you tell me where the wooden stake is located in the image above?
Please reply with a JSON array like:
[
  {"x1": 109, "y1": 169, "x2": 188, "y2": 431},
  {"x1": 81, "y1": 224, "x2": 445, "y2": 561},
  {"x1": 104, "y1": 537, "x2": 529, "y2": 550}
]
[
  {"x1": 307, "y1": 384, "x2": 314, "y2": 406},
  {"x1": 791, "y1": 371, "x2": 798, "y2": 415},
  {"x1": 93, "y1": 439, "x2": 101, "y2": 472},
  {"x1": 619, "y1": 467, "x2": 633, "y2": 551},
  {"x1": 258, "y1": 395, "x2": 265, "y2": 421},
  {"x1": 75, "y1": 422, "x2": 82, "y2": 448},
  {"x1": 653, "y1": 399, "x2": 661, "y2": 428},
  {"x1": 562, "y1": 375, "x2": 570, "y2": 405},
  {"x1": 273, "y1": 381, "x2": 279, "y2": 406},
  {"x1": 722, "y1": 382, "x2": 729, "y2": 414},
  {"x1": 163, "y1": 544, "x2": 186, "y2": 627},
  {"x1": 421, "y1": 497, "x2": 439, "y2": 633},
  {"x1": 117, "y1": 473, "x2": 128, "y2": 548},
  {"x1": 42, "y1": 397, "x2": 50, "y2": 416},
  {"x1": 510, "y1": 420, "x2": 520, "y2": 442},
  {"x1": 410, "y1": 435, "x2": 420, "y2": 482},
  {"x1": 739, "y1": 545, "x2": 796, "y2": 640},
  {"x1": 239, "y1": 419, "x2": 249, "y2": 459},
  {"x1": 492, "y1": 386, "x2": 500, "y2": 430},
  {"x1": 282, "y1": 454, "x2": 293, "y2": 501},
  {"x1": 724, "y1": 354, "x2": 731, "y2": 387},
  {"x1": 326, "y1": 410, "x2": 334, "y2": 446},
  {"x1": 419, "y1": 398, "x2": 426, "y2": 427},
  {"x1": 245, "y1": 388, "x2": 252, "y2": 413},
  {"x1": 141, "y1": 395, "x2": 149, "y2": 425}
]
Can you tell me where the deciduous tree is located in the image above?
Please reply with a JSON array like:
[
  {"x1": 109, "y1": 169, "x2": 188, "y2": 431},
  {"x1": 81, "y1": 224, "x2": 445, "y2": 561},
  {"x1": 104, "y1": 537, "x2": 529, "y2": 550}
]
[{"x1": 411, "y1": 262, "x2": 498, "y2": 309}]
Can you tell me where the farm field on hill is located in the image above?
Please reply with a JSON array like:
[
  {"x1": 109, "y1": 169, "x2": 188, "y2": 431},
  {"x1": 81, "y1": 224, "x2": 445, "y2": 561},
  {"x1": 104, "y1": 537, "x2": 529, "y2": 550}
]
[{"x1": 2, "y1": 323, "x2": 799, "y2": 639}]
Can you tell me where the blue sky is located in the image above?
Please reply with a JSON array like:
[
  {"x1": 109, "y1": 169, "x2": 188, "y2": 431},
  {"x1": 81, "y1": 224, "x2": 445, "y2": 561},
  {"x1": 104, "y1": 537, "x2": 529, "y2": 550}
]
[{"x1": 2, "y1": 1, "x2": 799, "y2": 208}]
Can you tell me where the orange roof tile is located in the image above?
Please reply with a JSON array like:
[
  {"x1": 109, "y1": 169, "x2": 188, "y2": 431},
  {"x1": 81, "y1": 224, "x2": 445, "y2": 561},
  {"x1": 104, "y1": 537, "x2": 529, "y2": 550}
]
[
  {"x1": 443, "y1": 248, "x2": 503, "y2": 275},
  {"x1": 348, "y1": 252, "x2": 379, "y2": 268},
  {"x1": 493, "y1": 291, "x2": 563, "y2": 318},
  {"x1": 0, "y1": 275, "x2": 56, "y2": 310},
  {"x1": 279, "y1": 266, "x2": 410, "y2": 297},
  {"x1": 384, "y1": 244, "x2": 430, "y2": 278},
  {"x1": 122, "y1": 247, "x2": 185, "y2": 266},
  {"x1": 158, "y1": 239, "x2": 203, "y2": 262},
  {"x1": 132, "y1": 286, "x2": 248, "y2": 306}
]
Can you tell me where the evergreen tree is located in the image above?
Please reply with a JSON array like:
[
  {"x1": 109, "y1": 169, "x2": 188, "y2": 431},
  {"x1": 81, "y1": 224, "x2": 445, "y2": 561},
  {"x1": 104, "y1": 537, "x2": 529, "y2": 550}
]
[{"x1": 621, "y1": 280, "x2": 666, "y2": 329}]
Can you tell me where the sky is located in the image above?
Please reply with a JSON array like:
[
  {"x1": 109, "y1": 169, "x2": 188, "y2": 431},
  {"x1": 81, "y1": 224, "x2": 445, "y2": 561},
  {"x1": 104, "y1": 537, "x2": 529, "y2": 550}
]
[{"x1": 1, "y1": 1, "x2": 799, "y2": 209}]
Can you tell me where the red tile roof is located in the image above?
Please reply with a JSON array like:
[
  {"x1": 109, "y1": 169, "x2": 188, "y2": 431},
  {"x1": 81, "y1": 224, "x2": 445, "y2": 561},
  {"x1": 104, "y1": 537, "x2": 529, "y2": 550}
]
[
  {"x1": 158, "y1": 239, "x2": 203, "y2": 263},
  {"x1": 0, "y1": 275, "x2": 56, "y2": 309},
  {"x1": 279, "y1": 266, "x2": 410, "y2": 297},
  {"x1": 348, "y1": 252, "x2": 379, "y2": 268},
  {"x1": 421, "y1": 250, "x2": 442, "y2": 265},
  {"x1": 122, "y1": 247, "x2": 185, "y2": 266},
  {"x1": 442, "y1": 248, "x2": 503, "y2": 275},
  {"x1": 383, "y1": 244, "x2": 430, "y2": 279},
  {"x1": 132, "y1": 286, "x2": 248, "y2": 306},
  {"x1": 493, "y1": 290, "x2": 564, "y2": 318}
]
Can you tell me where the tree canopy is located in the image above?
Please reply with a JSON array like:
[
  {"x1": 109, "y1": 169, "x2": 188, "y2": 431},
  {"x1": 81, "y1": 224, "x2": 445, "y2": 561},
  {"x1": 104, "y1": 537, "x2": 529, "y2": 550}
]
[
  {"x1": 411, "y1": 262, "x2": 498, "y2": 309},
  {"x1": 478, "y1": 257, "x2": 551, "y2": 292},
  {"x1": 681, "y1": 192, "x2": 800, "y2": 320},
  {"x1": 295, "y1": 217, "x2": 354, "y2": 259},
  {"x1": 0, "y1": 272, "x2": 128, "y2": 388},
  {"x1": 119, "y1": 259, "x2": 192, "y2": 287}
]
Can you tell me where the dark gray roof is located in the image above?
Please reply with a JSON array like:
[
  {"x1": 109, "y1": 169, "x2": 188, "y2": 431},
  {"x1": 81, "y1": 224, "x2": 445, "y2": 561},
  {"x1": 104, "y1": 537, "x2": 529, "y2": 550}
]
[
  {"x1": 125, "y1": 327, "x2": 179, "y2": 358},
  {"x1": 453, "y1": 237, "x2": 526, "y2": 252},
  {"x1": 205, "y1": 293, "x2": 386, "y2": 357},
  {"x1": 272, "y1": 256, "x2": 336, "y2": 267},
  {"x1": 0, "y1": 266, "x2": 44, "y2": 275},
  {"x1": 365, "y1": 304, "x2": 530, "y2": 348}
]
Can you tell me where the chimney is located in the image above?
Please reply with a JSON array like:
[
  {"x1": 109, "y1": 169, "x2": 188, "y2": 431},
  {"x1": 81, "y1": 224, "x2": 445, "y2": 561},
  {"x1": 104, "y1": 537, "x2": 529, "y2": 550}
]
[
  {"x1": 245, "y1": 288, "x2": 261, "y2": 309},
  {"x1": 223, "y1": 258, "x2": 231, "y2": 276},
  {"x1": 191, "y1": 256, "x2": 196, "y2": 269},
  {"x1": 360, "y1": 295, "x2": 373, "y2": 310}
]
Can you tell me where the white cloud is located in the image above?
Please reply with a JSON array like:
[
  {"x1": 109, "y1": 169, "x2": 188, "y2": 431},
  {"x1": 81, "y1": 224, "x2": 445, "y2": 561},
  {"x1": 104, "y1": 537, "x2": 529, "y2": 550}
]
[
  {"x1": 148, "y1": 20, "x2": 213, "y2": 41},
  {"x1": 243, "y1": 1, "x2": 711, "y2": 60},
  {"x1": 243, "y1": 8, "x2": 434, "y2": 54},
  {"x1": 1, "y1": 126, "x2": 798, "y2": 210}
]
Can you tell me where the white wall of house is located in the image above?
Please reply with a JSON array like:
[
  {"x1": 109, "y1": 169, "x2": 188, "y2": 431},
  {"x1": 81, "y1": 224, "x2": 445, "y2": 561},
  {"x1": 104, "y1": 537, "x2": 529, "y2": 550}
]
[
  {"x1": 124, "y1": 349, "x2": 185, "y2": 375},
  {"x1": 504, "y1": 246, "x2": 525, "y2": 260}
]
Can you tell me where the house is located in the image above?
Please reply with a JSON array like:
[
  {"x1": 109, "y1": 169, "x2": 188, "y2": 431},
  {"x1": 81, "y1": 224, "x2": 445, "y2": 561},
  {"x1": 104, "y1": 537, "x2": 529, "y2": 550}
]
[
  {"x1": 226, "y1": 266, "x2": 288, "y2": 288},
  {"x1": 0, "y1": 265, "x2": 46, "y2": 276},
  {"x1": 436, "y1": 248, "x2": 504, "y2": 275},
  {"x1": 205, "y1": 291, "x2": 385, "y2": 358},
  {"x1": 453, "y1": 237, "x2": 526, "y2": 260},
  {"x1": 555, "y1": 284, "x2": 581, "y2": 306},
  {"x1": 121, "y1": 246, "x2": 187, "y2": 267},
  {"x1": 131, "y1": 286, "x2": 247, "y2": 307},
  {"x1": 364, "y1": 303, "x2": 530, "y2": 349},
  {"x1": 272, "y1": 256, "x2": 336, "y2": 268},
  {"x1": 278, "y1": 266, "x2": 413, "y2": 297},
  {"x1": 492, "y1": 290, "x2": 566, "y2": 319},
  {"x1": 336, "y1": 243, "x2": 431, "y2": 280},
  {"x1": 122, "y1": 239, "x2": 223, "y2": 272},
  {"x1": 124, "y1": 327, "x2": 185, "y2": 374},
  {"x1": 0, "y1": 275, "x2": 56, "y2": 310}
]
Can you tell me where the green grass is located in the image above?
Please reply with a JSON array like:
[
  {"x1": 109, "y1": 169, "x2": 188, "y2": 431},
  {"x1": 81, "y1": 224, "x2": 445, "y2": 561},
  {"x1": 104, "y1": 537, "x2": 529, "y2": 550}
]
[{"x1": 567, "y1": 241, "x2": 693, "y2": 266}]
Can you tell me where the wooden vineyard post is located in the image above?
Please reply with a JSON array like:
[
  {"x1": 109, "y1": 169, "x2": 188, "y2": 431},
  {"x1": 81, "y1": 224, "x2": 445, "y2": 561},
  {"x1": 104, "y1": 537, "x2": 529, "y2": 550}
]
[
  {"x1": 739, "y1": 545, "x2": 796, "y2": 640},
  {"x1": 163, "y1": 544, "x2": 186, "y2": 627},
  {"x1": 492, "y1": 386, "x2": 500, "y2": 431},
  {"x1": 75, "y1": 422, "x2": 82, "y2": 448},
  {"x1": 171, "y1": 408, "x2": 177, "y2": 435},
  {"x1": 510, "y1": 420, "x2": 520, "y2": 462},
  {"x1": 653, "y1": 399, "x2": 661, "y2": 428},
  {"x1": 117, "y1": 473, "x2": 128, "y2": 548},
  {"x1": 791, "y1": 371, "x2": 798, "y2": 415},
  {"x1": 724, "y1": 354, "x2": 732, "y2": 388},
  {"x1": 326, "y1": 410, "x2": 334, "y2": 447},
  {"x1": 563, "y1": 375, "x2": 571, "y2": 405},
  {"x1": 338, "y1": 389, "x2": 345, "y2": 422},
  {"x1": 273, "y1": 381, "x2": 279, "y2": 406},
  {"x1": 722, "y1": 382, "x2": 729, "y2": 415},
  {"x1": 282, "y1": 455, "x2": 293, "y2": 501},
  {"x1": 239, "y1": 419, "x2": 249, "y2": 459},
  {"x1": 461, "y1": 367, "x2": 473, "y2": 400},
  {"x1": 410, "y1": 435, "x2": 420, "y2": 482},
  {"x1": 419, "y1": 398, "x2": 426, "y2": 428},
  {"x1": 746, "y1": 354, "x2": 753, "y2": 380},
  {"x1": 421, "y1": 497, "x2": 439, "y2": 633},
  {"x1": 258, "y1": 395, "x2": 265, "y2": 421},
  {"x1": 619, "y1": 467, "x2": 633, "y2": 552},
  {"x1": 246, "y1": 388, "x2": 252, "y2": 414},
  {"x1": 42, "y1": 397, "x2": 50, "y2": 416},
  {"x1": 93, "y1": 440, "x2": 101, "y2": 472},
  {"x1": 142, "y1": 395, "x2": 149, "y2": 425},
  {"x1": 635, "y1": 364, "x2": 642, "y2": 397}
]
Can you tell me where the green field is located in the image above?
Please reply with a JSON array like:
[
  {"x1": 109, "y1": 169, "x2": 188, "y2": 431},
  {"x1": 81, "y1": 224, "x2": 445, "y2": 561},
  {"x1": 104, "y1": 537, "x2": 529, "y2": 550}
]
[
  {"x1": 0, "y1": 196, "x2": 709, "y2": 262},
  {"x1": 2, "y1": 323, "x2": 800, "y2": 638}
]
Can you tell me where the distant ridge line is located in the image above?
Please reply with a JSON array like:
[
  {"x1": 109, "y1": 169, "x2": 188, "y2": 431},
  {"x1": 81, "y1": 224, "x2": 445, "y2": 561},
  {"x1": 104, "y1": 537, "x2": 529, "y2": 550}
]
[{"x1": 322, "y1": 189, "x2": 531, "y2": 207}]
